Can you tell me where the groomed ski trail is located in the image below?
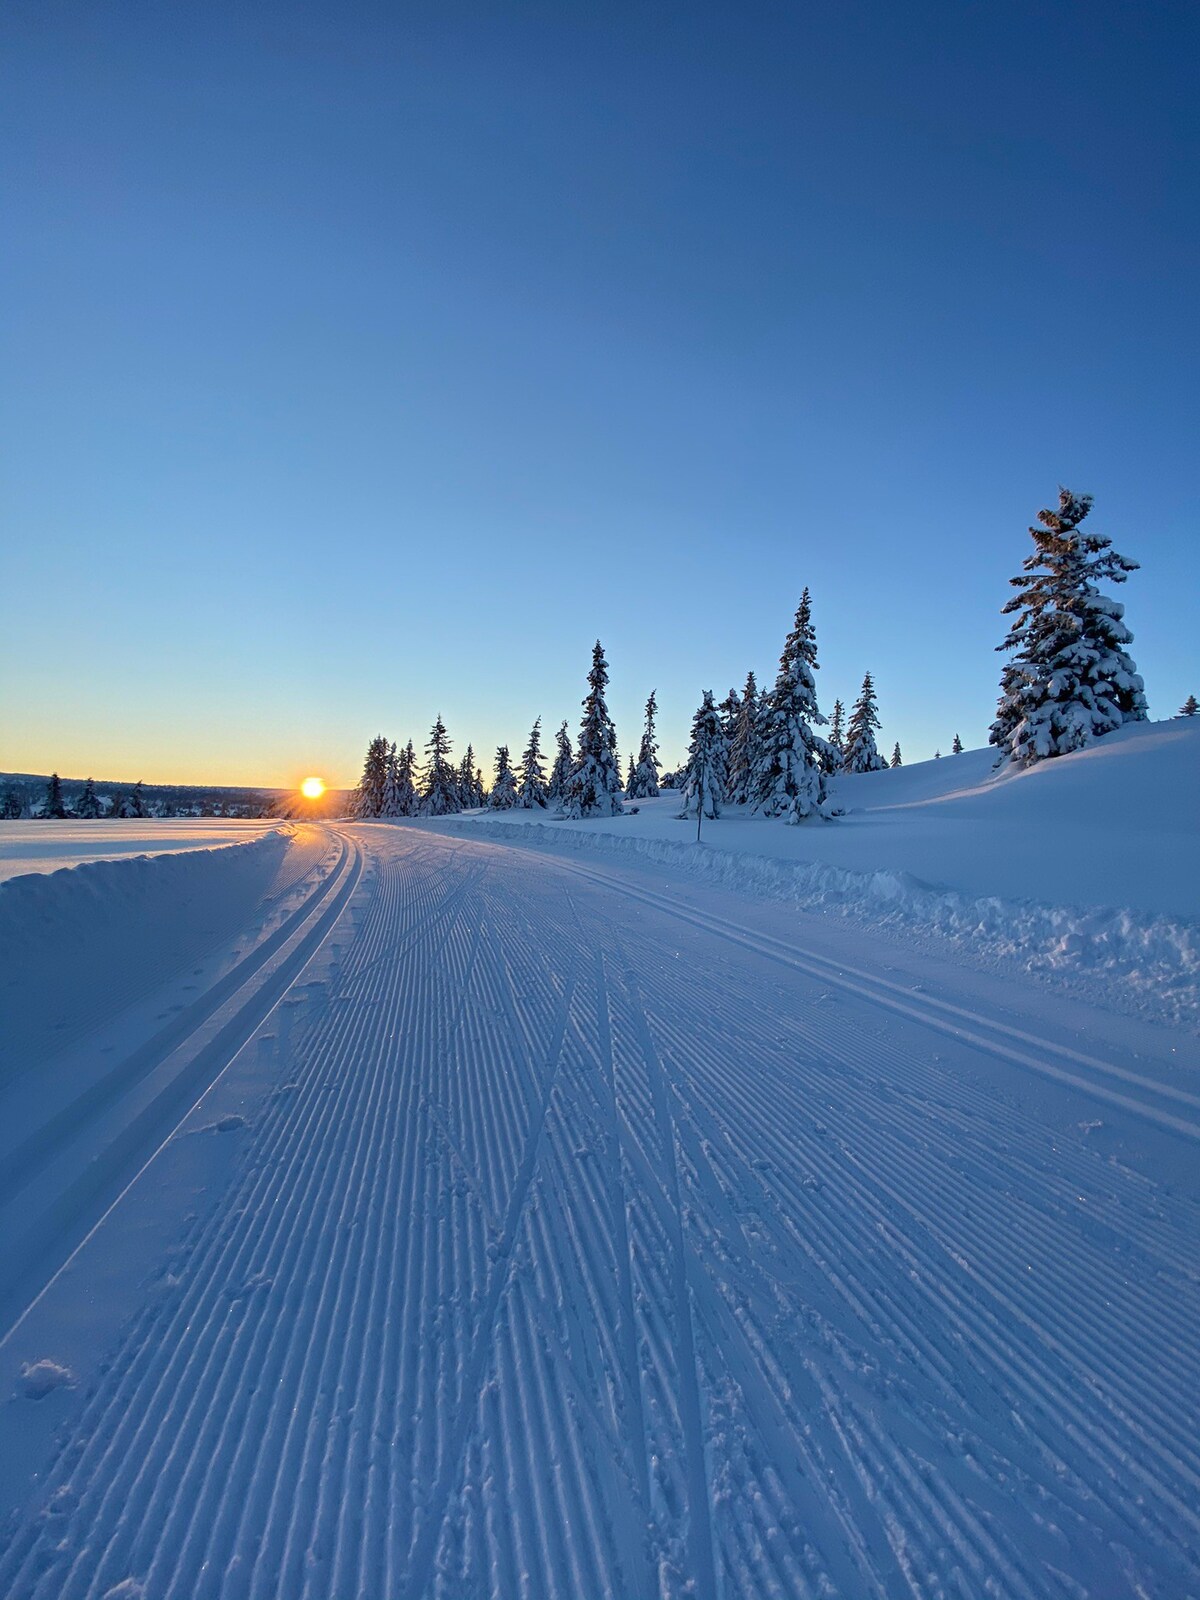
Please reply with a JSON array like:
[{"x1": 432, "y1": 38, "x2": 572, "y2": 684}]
[
  {"x1": 1, "y1": 824, "x2": 1197, "y2": 1600},
  {"x1": 0, "y1": 827, "x2": 363, "y2": 1342}
]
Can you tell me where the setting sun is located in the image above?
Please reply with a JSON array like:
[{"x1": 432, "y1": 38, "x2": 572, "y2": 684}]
[{"x1": 300, "y1": 776, "x2": 326, "y2": 800}]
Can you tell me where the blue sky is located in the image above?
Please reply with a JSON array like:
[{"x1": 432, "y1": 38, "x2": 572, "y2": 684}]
[{"x1": 3, "y1": 0, "x2": 1196, "y2": 786}]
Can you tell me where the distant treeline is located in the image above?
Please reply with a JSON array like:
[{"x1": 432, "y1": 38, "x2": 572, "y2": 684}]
[{"x1": 1, "y1": 773, "x2": 279, "y2": 821}]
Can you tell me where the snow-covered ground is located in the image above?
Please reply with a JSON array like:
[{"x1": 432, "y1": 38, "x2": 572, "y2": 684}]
[
  {"x1": 425, "y1": 719, "x2": 1200, "y2": 1025},
  {"x1": 0, "y1": 819, "x2": 279, "y2": 883},
  {"x1": 0, "y1": 730, "x2": 1197, "y2": 1598}
]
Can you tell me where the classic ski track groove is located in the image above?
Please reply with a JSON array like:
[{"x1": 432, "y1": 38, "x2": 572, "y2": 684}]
[
  {"x1": 540, "y1": 851, "x2": 1200, "y2": 1137},
  {"x1": 0, "y1": 828, "x2": 363, "y2": 1347},
  {"x1": 1, "y1": 824, "x2": 1196, "y2": 1600}
]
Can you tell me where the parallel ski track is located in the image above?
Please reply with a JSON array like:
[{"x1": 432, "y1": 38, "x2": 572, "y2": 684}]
[
  {"x1": 2, "y1": 825, "x2": 1197, "y2": 1600},
  {"x1": 0, "y1": 826, "x2": 362, "y2": 1345},
  {"x1": 1, "y1": 824, "x2": 328, "y2": 1078},
  {"x1": 542, "y1": 851, "x2": 1200, "y2": 1139}
]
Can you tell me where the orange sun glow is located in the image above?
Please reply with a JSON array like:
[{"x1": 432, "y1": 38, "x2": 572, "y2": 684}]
[{"x1": 300, "y1": 776, "x2": 326, "y2": 800}]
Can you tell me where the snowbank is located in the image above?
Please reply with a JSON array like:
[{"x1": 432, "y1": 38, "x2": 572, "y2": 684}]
[
  {"x1": 0, "y1": 827, "x2": 292, "y2": 1081},
  {"x1": 419, "y1": 720, "x2": 1200, "y2": 1024},
  {"x1": 0, "y1": 819, "x2": 278, "y2": 883}
]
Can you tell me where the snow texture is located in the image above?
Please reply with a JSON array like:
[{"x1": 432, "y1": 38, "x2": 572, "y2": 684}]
[
  {"x1": 428, "y1": 720, "x2": 1200, "y2": 1025},
  {"x1": 0, "y1": 727, "x2": 1197, "y2": 1599},
  {"x1": 19, "y1": 1359, "x2": 74, "y2": 1399}
]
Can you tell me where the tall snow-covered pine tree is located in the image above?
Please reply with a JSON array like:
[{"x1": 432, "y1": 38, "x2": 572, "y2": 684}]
[
  {"x1": 679, "y1": 691, "x2": 728, "y2": 820},
  {"x1": 626, "y1": 690, "x2": 661, "y2": 799},
  {"x1": 353, "y1": 736, "x2": 389, "y2": 818},
  {"x1": 843, "y1": 673, "x2": 889, "y2": 773},
  {"x1": 548, "y1": 722, "x2": 573, "y2": 804},
  {"x1": 562, "y1": 641, "x2": 624, "y2": 818},
  {"x1": 726, "y1": 671, "x2": 760, "y2": 804},
  {"x1": 421, "y1": 716, "x2": 461, "y2": 815},
  {"x1": 826, "y1": 699, "x2": 846, "y2": 772},
  {"x1": 749, "y1": 593, "x2": 833, "y2": 823},
  {"x1": 990, "y1": 489, "x2": 1147, "y2": 765},
  {"x1": 517, "y1": 719, "x2": 549, "y2": 809},
  {"x1": 488, "y1": 745, "x2": 518, "y2": 809}
]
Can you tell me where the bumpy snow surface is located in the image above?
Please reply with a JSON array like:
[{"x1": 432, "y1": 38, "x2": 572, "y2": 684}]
[{"x1": 0, "y1": 780, "x2": 1197, "y2": 1597}]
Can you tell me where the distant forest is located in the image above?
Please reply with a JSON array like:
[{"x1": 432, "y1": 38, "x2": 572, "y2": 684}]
[{"x1": 0, "y1": 773, "x2": 295, "y2": 821}]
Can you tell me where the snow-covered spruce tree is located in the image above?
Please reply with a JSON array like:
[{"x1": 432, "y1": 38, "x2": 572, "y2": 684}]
[
  {"x1": 353, "y1": 736, "x2": 390, "y2": 818},
  {"x1": 421, "y1": 716, "x2": 461, "y2": 815},
  {"x1": 789, "y1": 586, "x2": 842, "y2": 782},
  {"x1": 548, "y1": 721, "x2": 574, "y2": 804},
  {"x1": 826, "y1": 698, "x2": 846, "y2": 772},
  {"x1": 679, "y1": 691, "x2": 728, "y2": 820},
  {"x1": 517, "y1": 719, "x2": 549, "y2": 809},
  {"x1": 625, "y1": 753, "x2": 636, "y2": 791},
  {"x1": 131, "y1": 780, "x2": 147, "y2": 819},
  {"x1": 487, "y1": 745, "x2": 518, "y2": 809},
  {"x1": 789, "y1": 587, "x2": 820, "y2": 671},
  {"x1": 659, "y1": 768, "x2": 678, "y2": 790},
  {"x1": 1180, "y1": 694, "x2": 1199, "y2": 717},
  {"x1": 393, "y1": 741, "x2": 419, "y2": 815},
  {"x1": 562, "y1": 641, "x2": 625, "y2": 818},
  {"x1": 76, "y1": 777, "x2": 101, "y2": 819},
  {"x1": 952, "y1": 733, "x2": 963, "y2": 754},
  {"x1": 627, "y1": 690, "x2": 661, "y2": 799},
  {"x1": 990, "y1": 489, "x2": 1147, "y2": 766},
  {"x1": 843, "y1": 672, "x2": 889, "y2": 773},
  {"x1": 989, "y1": 661, "x2": 1028, "y2": 760},
  {"x1": 456, "y1": 747, "x2": 472, "y2": 808},
  {"x1": 718, "y1": 686, "x2": 741, "y2": 744},
  {"x1": 381, "y1": 743, "x2": 402, "y2": 817},
  {"x1": 457, "y1": 744, "x2": 484, "y2": 809},
  {"x1": 725, "y1": 671, "x2": 759, "y2": 804},
  {"x1": 890, "y1": 742, "x2": 903, "y2": 768},
  {"x1": 749, "y1": 595, "x2": 834, "y2": 823},
  {"x1": 44, "y1": 772, "x2": 66, "y2": 819}
]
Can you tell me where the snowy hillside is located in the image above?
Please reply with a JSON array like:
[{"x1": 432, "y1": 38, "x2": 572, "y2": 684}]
[{"x1": 420, "y1": 719, "x2": 1200, "y2": 1022}]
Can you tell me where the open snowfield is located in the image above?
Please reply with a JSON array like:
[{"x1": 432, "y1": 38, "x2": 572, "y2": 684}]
[
  {"x1": 0, "y1": 731, "x2": 1197, "y2": 1599},
  {"x1": 0, "y1": 820, "x2": 280, "y2": 883}
]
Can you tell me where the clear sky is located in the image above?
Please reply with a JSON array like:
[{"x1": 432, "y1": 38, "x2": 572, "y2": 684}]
[{"x1": 3, "y1": 0, "x2": 1197, "y2": 786}]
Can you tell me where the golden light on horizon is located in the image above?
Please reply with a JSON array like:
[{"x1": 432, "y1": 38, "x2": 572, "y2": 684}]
[{"x1": 300, "y1": 776, "x2": 326, "y2": 800}]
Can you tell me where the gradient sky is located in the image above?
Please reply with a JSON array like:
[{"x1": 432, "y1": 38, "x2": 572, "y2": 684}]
[{"x1": 3, "y1": 0, "x2": 1197, "y2": 787}]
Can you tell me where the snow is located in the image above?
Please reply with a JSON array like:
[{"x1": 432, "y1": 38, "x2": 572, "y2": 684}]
[
  {"x1": 0, "y1": 727, "x2": 1197, "y2": 1597},
  {"x1": 0, "y1": 819, "x2": 279, "y2": 883},
  {"x1": 18, "y1": 1359, "x2": 74, "y2": 1400},
  {"x1": 419, "y1": 719, "x2": 1200, "y2": 1023}
]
